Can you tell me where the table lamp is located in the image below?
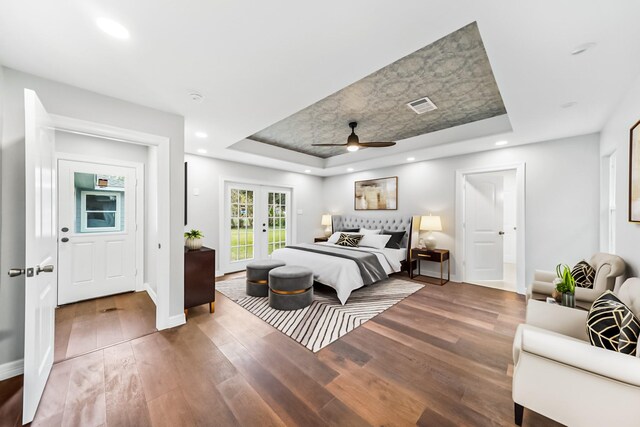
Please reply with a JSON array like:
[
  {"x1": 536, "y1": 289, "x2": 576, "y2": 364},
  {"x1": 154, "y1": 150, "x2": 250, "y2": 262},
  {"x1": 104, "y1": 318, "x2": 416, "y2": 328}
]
[
  {"x1": 321, "y1": 214, "x2": 333, "y2": 237},
  {"x1": 420, "y1": 215, "x2": 442, "y2": 250}
]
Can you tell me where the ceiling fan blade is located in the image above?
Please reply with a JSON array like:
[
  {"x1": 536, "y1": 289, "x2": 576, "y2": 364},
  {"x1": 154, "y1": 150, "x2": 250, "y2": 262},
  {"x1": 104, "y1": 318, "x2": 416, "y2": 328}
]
[
  {"x1": 311, "y1": 143, "x2": 347, "y2": 147},
  {"x1": 359, "y1": 141, "x2": 396, "y2": 147}
]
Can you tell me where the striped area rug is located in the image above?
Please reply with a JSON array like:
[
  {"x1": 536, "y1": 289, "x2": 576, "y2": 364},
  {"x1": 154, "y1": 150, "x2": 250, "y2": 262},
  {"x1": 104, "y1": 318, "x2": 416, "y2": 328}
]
[{"x1": 216, "y1": 277, "x2": 423, "y2": 352}]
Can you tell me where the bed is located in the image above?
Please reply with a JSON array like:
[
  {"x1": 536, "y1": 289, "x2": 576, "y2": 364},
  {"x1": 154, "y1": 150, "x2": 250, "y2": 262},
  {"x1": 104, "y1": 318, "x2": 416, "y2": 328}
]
[{"x1": 270, "y1": 215, "x2": 413, "y2": 304}]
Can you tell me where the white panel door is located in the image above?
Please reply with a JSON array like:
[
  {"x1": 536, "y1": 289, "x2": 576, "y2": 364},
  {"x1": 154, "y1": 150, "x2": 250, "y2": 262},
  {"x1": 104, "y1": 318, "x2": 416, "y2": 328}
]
[
  {"x1": 465, "y1": 173, "x2": 504, "y2": 281},
  {"x1": 22, "y1": 89, "x2": 57, "y2": 425},
  {"x1": 57, "y1": 160, "x2": 136, "y2": 304}
]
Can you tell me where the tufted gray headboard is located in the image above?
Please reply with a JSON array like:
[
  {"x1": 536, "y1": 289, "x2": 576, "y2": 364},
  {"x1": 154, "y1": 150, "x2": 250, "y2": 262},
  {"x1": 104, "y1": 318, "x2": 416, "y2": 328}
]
[{"x1": 331, "y1": 215, "x2": 413, "y2": 249}]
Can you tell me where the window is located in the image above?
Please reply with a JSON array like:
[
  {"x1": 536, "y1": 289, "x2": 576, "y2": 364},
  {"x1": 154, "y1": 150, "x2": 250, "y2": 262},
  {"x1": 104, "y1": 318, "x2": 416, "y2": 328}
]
[
  {"x1": 80, "y1": 191, "x2": 122, "y2": 232},
  {"x1": 608, "y1": 152, "x2": 616, "y2": 253}
]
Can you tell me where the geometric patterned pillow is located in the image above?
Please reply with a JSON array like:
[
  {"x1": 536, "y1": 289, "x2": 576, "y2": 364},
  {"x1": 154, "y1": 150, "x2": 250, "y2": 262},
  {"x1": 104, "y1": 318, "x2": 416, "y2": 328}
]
[
  {"x1": 572, "y1": 260, "x2": 595, "y2": 289},
  {"x1": 587, "y1": 291, "x2": 640, "y2": 355},
  {"x1": 335, "y1": 233, "x2": 363, "y2": 247}
]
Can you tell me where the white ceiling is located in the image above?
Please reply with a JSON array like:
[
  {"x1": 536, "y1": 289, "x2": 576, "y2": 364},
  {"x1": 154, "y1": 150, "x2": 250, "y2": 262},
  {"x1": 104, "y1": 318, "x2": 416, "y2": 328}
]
[{"x1": 1, "y1": 1, "x2": 639, "y2": 176}]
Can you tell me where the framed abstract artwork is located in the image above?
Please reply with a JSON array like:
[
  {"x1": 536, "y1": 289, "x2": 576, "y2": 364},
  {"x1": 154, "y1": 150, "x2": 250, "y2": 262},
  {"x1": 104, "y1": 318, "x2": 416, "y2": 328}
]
[
  {"x1": 630, "y1": 120, "x2": 640, "y2": 222},
  {"x1": 354, "y1": 176, "x2": 398, "y2": 210}
]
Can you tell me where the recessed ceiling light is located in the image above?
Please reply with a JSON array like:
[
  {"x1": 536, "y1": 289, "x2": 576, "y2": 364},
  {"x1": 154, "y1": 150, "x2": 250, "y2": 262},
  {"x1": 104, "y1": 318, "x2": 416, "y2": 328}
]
[
  {"x1": 407, "y1": 157, "x2": 415, "y2": 162},
  {"x1": 495, "y1": 140, "x2": 508, "y2": 146},
  {"x1": 195, "y1": 131, "x2": 208, "y2": 138},
  {"x1": 347, "y1": 168, "x2": 354, "y2": 172},
  {"x1": 189, "y1": 92, "x2": 205, "y2": 103},
  {"x1": 561, "y1": 101, "x2": 577, "y2": 109},
  {"x1": 304, "y1": 169, "x2": 311, "y2": 174},
  {"x1": 197, "y1": 148, "x2": 207, "y2": 154},
  {"x1": 96, "y1": 18, "x2": 130, "y2": 40},
  {"x1": 571, "y1": 42, "x2": 596, "y2": 56}
]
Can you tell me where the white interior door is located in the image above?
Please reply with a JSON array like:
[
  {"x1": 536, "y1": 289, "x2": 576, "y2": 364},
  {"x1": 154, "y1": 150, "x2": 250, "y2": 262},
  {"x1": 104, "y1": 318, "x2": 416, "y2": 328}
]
[
  {"x1": 57, "y1": 160, "x2": 137, "y2": 304},
  {"x1": 22, "y1": 89, "x2": 57, "y2": 425},
  {"x1": 223, "y1": 183, "x2": 291, "y2": 273},
  {"x1": 465, "y1": 173, "x2": 504, "y2": 281}
]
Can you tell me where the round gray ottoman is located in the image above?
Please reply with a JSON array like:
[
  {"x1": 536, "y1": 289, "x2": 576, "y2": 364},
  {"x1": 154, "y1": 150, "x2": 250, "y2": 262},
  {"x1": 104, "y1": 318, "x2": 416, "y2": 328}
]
[
  {"x1": 246, "y1": 259, "x2": 286, "y2": 297},
  {"x1": 268, "y1": 265, "x2": 314, "y2": 310}
]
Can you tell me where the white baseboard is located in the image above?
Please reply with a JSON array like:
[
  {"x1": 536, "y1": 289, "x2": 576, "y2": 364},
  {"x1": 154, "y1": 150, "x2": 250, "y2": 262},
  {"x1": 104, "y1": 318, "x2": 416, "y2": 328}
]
[
  {"x1": 143, "y1": 282, "x2": 157, "y2": 305},
  {"x1": 215, "y1": 270, "x2": 224, "y2": 278},
  {"x1": 0, "y1": 359, "x2": 24, "y2": 381},
  {"x1": 157, "y1": 313, "x2": 186, "y2": 330}
]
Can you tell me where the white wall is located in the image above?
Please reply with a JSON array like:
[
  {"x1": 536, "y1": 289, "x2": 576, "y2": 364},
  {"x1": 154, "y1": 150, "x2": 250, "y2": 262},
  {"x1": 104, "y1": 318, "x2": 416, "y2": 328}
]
[
  {"x1": 323, "y1": 134, "x2": 601, "y2": 288},
  {"x1": 56, "y1": 132, "x2": 156, "y2": 291},
  {"x1": 600, "y1": 72, "x2": 640, "y2": 278},
  {"x1": 185, "y1": 154, "x2": 325, "y2": 273},
  {"x1": 0, "y1": 68, "x2": 184, "y2": 368}
]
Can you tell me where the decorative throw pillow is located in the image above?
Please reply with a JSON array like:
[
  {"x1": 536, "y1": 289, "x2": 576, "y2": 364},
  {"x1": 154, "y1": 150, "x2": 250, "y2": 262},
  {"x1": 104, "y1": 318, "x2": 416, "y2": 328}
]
[
  {"x1": 359, "y1": 234, "x2": 392, "y2": 249},
  {"x1": 382, "y1": 230, "x2": 406, "y2": 249},
  {"x1": 359, "y1": 228, "x2": 382, "y2": 235},
  {"x1": 335, "y1": 233, "x2": 363, "y2": 247},
  {"x1": 572, "y1": 260, "x2": 595, "y2": 289},
  {"x1": 587, "y1": 291, "x2": 640, "y2": 355}
]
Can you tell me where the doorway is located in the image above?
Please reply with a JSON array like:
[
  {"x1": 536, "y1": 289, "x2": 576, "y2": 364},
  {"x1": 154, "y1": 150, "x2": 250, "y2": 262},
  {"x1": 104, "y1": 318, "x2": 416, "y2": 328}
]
[
  {"x1": 222, "y1": 182, "x2": 292, "y2": 273},
  {"x1": 57, "y1": 158, "x2": 142, "y2": 305},
  {"x1": 455, "y1": 164, "x2": 526, "y2": 294}
]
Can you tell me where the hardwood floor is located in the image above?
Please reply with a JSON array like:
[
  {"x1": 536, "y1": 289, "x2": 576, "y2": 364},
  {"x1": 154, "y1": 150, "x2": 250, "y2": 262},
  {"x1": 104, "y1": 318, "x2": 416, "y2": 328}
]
[
  {"x1": 0, "y1": 274, "x2": 562, "y2": 426},
  {"x1": 55, "y1": 291, "x2": 156, "y2": 362}
]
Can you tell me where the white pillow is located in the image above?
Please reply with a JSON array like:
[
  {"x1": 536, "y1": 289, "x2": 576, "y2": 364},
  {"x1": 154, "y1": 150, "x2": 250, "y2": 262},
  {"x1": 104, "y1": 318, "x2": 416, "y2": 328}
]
[
  {"x1": 359, "y1": 228, "x2": 382, "y2": 235},
  {"x1": 358, "y1": 234, "x2": 392, "y2": 249}
]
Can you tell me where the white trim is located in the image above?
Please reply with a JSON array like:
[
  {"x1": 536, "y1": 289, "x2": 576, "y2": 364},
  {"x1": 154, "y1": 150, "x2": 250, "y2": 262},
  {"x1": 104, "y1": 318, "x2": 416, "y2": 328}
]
[
  {"x1": 143, "y1": 282, "x2": 157, "y2": 305},
  {"x1": 51, "y1": 115, "x2": 174, "y2": 331},
  {"x1": 0, "y1": 359, "x2": 24, "y2": 381},
  {"x1": 157, "y1": 313, "x2": 186, "y2": 330},
  {"x1": 455, "y1": 162, "x2": 526, "y2": 294}
]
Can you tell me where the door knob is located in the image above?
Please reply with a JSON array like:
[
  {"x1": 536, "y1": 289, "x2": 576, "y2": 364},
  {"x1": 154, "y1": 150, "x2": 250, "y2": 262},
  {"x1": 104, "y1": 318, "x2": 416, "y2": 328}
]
[
  {"x1": 498, "y1": 231, "x2": 505, "y2": 235},
  {"x1": 8, "y1": 268, "x2": 25, "y2": 277},
  {"x1": 36, "y1": 265, "x2": 54, "y2": 275},
  {"x1": 61, "y1": 237, "x2": 69, "y2": 242}
]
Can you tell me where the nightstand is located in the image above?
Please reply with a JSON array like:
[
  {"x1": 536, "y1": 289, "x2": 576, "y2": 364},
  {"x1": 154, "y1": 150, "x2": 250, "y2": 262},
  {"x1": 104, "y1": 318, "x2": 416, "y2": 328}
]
[
  {"x1": 410, "y1": 248, "x2": 450, "y2": 285},
  {"x1": 314, "y1": 237, "x2": 329, "y2": 243}
]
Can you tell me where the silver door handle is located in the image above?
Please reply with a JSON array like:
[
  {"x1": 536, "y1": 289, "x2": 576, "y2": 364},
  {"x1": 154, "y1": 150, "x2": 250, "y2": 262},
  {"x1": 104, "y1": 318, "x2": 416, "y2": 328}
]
[
  {"x1": 498, "y1": 231, "x2": 505, "y2": 235},
  {"x1": 36, "y1": 265, "x2": 54, "y2": 275},
  {"x1": 8, "y1": 268, "x2": 25, "y2": 277}
]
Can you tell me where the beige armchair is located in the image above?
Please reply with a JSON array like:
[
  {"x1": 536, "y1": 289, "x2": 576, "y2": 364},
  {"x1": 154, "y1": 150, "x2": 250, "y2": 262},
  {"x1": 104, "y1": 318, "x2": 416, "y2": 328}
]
[
  {"x1": 513, "y1": 278, "x2": 640, "y2": 427},
  {"x1": 527, "y1": 252, "x2": 625, "y2": 309}
]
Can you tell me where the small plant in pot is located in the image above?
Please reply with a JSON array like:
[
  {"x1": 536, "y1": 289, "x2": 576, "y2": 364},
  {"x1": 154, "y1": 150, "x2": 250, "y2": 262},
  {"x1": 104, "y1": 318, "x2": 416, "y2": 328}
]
[
  {"x1": 554, "y1": 264, "x2": 576, "y2": 307},
  {"x1": 184, "y1": 229, "x2": 204, "y2": 251}
]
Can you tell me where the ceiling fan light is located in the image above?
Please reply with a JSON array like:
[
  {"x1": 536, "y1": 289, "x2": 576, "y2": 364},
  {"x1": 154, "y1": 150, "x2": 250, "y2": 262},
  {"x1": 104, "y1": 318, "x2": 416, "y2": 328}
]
[{"x1": 347, "y1": 145, "x2": 359, "y2": 152}]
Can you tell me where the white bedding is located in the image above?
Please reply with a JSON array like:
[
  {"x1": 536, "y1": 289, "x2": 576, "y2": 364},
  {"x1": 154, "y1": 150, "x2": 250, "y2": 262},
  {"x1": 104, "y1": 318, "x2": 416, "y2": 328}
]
[{"x1": 270, "y1": 242, "x2": 407, "y2": 305}]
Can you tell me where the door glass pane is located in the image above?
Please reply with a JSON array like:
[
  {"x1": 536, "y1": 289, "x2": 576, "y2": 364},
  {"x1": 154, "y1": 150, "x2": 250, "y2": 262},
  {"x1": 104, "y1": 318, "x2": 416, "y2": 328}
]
[
  {"x1": 75, "y1": 172, "x2": 125, "y2": 233},
  {"x1": 230, "y1": 188, "x2": 254, "y2": 262},
  {"x1": 267, "y1": 191, "x2": 287, "y2": 255}
]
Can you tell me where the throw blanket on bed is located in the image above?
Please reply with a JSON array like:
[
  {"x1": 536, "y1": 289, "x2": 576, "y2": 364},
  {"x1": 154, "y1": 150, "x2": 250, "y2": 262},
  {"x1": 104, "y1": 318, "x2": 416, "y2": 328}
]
[{"x1": 285, "y1": 243, "x2": 388, "y2": 285}]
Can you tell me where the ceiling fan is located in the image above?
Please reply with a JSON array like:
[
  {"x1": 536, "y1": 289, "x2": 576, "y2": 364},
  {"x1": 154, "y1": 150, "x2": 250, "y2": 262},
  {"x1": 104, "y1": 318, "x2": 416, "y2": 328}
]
[{"x1": 311, "y1": 122, "x2": 396, "y2": 152}]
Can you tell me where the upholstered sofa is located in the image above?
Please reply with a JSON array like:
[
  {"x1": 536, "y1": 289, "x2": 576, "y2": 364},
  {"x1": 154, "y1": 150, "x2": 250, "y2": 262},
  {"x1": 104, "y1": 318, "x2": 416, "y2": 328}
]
[
  {"x1": 513, "y1": 277, "x2": 640, "y2": 426},
  {"x1": 527, "y1": 252, "x2": 625, "y2": 309}
]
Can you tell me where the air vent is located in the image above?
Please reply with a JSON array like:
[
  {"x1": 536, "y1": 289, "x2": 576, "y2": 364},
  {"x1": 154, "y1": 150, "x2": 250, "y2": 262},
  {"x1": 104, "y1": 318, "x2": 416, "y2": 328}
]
[{"x1": 407, "y1": 96, "x2": 437, "y2": 114}]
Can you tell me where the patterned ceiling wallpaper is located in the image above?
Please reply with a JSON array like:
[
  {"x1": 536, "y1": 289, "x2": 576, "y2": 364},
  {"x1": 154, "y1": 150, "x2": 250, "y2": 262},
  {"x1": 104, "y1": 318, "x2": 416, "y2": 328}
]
[{"x1": 244, "y1": 22, "x2": 507, "y2": 159}]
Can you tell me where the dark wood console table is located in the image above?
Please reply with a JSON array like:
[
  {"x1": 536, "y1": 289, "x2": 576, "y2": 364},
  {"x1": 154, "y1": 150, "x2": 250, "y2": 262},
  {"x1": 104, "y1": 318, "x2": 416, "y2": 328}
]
[{"x1": 184, "y1": 246, "x2": 215, "y2": 318}]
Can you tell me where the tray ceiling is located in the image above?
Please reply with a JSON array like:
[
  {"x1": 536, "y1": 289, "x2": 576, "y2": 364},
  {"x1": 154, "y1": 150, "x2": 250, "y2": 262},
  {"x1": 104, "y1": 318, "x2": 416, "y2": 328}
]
[{"x1": 244, "y1": 22, "x2": 507, "y2": 158}]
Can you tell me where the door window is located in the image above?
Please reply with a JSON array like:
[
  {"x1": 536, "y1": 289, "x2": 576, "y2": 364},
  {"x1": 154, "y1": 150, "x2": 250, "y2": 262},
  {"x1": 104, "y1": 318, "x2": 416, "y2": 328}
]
[
  {"x1": 268, "y1": 191, "x2": 287, "y2": 254},
  {"x1": 230, "y1": 188, "x2": 254, "y2": 261},
  {"x1": 75, "y1": 172, "x2": 125, "y2": 233}
]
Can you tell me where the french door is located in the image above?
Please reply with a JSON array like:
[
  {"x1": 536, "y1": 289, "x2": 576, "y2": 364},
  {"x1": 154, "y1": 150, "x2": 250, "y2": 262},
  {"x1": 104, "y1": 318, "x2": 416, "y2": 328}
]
[{"x1": 223, "y1": 183, "x2": 292, "y2": 272}]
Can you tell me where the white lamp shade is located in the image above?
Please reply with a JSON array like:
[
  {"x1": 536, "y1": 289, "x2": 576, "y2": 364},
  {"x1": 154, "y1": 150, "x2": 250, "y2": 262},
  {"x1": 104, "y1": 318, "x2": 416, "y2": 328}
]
[
  {"x1": 420, "y1": 215, "x2": 442, "y2": 231},
  {"x1": 321, "y1": 214, "x2": 332, "y2": 226}
]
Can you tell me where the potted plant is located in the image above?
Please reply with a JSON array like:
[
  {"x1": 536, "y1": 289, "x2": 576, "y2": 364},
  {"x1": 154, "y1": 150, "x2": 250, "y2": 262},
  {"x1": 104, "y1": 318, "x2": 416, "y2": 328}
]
[
  {"x1": 554, "y1": 264, "x2": 576, "y2": 307},
  {"x1": 184, "y1": 229, "x2": 204, "y2": 251}
]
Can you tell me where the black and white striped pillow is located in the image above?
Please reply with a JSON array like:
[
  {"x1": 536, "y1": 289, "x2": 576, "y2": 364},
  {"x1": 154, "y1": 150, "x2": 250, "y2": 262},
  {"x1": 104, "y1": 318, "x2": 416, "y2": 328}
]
[
  {"x1": 335, "y1": 233, "x2": 363, "y2": 247},
  {"x1": 572, "y1": 260, "x2": 595, "y2": 289}
]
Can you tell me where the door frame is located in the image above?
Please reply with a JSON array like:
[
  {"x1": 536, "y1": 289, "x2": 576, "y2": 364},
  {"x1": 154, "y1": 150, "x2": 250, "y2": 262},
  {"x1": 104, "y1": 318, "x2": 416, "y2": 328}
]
[
  {"x1": 50, "y1": 114, "x2": 180, "y2": 329},
  {"x1": 218, "y1": 177, "x2": 297, "y2": 274},
  {"x1": 56, "y1": 153, "x2": 145, "y2": 296},
  {"x1": 455, "y1": 162, "x2": 526, "y2": 294}
]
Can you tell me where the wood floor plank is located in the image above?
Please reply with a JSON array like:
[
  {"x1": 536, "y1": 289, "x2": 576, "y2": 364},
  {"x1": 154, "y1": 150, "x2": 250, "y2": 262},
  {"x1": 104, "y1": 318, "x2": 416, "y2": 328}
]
[
  {"x1": 60, "y1": 350, "x2": 107, "y2": 427},
  {"x1": 217, "y1": 374, "x2": 286, "y2": 427},
  {"x1": 130, "y1": 334, "x2": 180, "y2": 402},
  {"x1": 147, "y1": 388, "x2": 197, "y2": 427},
  {"x1": 103, "y1": 342, "x2": 152, "y2": 427}
]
